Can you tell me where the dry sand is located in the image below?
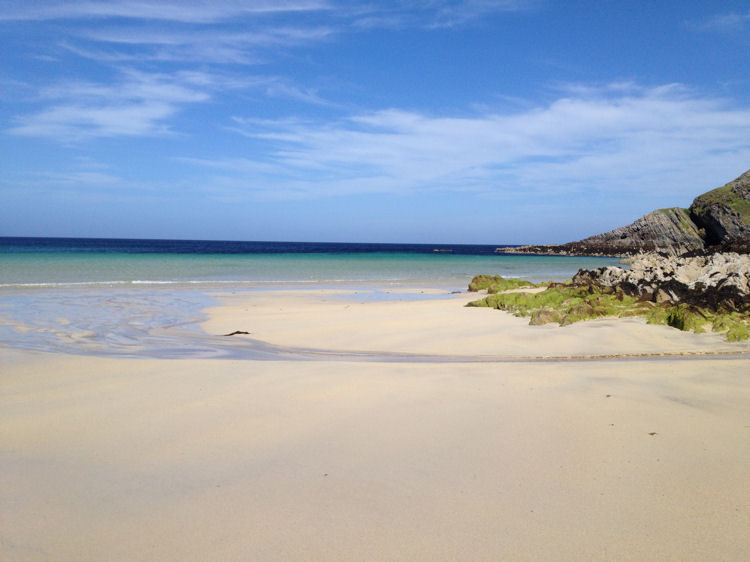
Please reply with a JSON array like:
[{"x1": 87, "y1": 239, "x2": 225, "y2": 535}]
[
  {"x1": 2, "y1": 288, "x2": 750, "y2": 560},
  {"x1": 202, "y1": 289, "x2": 750, "y2": 358}
]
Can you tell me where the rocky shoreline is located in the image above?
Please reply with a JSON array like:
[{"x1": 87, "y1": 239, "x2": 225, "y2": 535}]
[
  {"x1": 572, "y1": 252, "x2": 750, "y2": 312},
  {"x1": 468, "y1": 252, "x2": 750, "y2": 341}
]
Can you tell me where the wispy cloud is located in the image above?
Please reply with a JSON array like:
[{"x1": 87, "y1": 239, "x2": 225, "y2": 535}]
[
  {"x1": 194, "y1": 84, "x2": 750, "y2": 200},
  {"x1": 21, "y1": 1, "x2": 535, "y2": 68},
  {"x1": 6, "y1": 68, "x2": 332, "y2": 141},
  {"x1": 0, "y1": 1, "x2": 332, "y2": 23},
  {"x1": 61, "y1": 25, "x2": 334, "y2": 64},
  {"x1": 688, "y1": 9, "x2": 750, "y2": 33},
  {"x1": 426, "y1": 0, "x2": 537, "y2": 28},
  {"x1": 5, "y1": 0, "x2": 535, "y2": 37},
  {"x1": 351, "y1": 0, "x2": 536, "y2": 29},
  {"x1": 7, "y1": 70, "x2": 210, "y2": 140}
]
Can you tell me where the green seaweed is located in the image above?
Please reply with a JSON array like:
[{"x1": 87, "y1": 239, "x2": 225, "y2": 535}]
[
  {"x1": 468, "y1": 284, "x2": 750, "y2": 341},
  {"x1": 712, "y1": 314, "x2": 750, "y2": 342},
  {"x1": 665, "y1": 305, "x2": 707, "y2": 333},
  {"x1": 726, "y1": 322, "x2": 750, "y2": 342},
  {"x1": 468, "y1": 274, "x2": 537, "y2": 293},
  {"x1": 468, "y1": 284, "x2": 646, "y2": 325}
]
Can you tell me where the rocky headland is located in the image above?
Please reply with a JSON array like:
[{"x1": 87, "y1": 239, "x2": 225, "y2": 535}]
[{"x1": 498, "y1": 169, "x2": 750, "y2": 257}]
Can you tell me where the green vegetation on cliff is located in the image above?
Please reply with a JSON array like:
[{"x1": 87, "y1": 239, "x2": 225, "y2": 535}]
[{"x1": 691, "y1": 180, "x2": 750, "y2": 223}]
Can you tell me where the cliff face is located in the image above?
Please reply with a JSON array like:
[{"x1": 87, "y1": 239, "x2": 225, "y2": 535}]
[
  {"x1": 501, "y1": 169, "x2": 750, "y2": 257},
  {"x1": 690, "y1": 169, "x2": 750, "y2": 248},
  {"x1": 566, "y1": 207, "x2": 704, "y2": 256}
]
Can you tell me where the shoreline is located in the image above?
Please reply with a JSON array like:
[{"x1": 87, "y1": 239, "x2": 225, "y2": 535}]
[{"x1": 1, "y1": 283, "x2": 749, "y2": 360}]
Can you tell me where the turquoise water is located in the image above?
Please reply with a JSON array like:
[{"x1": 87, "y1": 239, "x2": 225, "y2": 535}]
[{"x1": 0, "y1": 251, "x2": 621, "y2": 288}]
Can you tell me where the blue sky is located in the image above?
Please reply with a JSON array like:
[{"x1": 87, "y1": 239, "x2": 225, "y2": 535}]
[{"x1": 2, "y1": 1, "x2": 749, "y2": 243}]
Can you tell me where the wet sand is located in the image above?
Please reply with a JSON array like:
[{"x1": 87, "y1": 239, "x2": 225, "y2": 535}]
[{"x1": 2, "y1": 288, "x2": 749, "y2": 560}]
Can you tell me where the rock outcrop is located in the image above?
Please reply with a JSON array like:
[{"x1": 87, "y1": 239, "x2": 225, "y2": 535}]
[
  {"x1": 552, "y1": 207, "x2": 703, "y2": 256},
  {"x1": 467, "y1": 252, "x2": 750, "y2": 340},
  {"x1": 690, "y1": 169, "x2": 750, "y2": 250},
  {"x1": 499, "y1": 169, "x2": 750, "y2": 257},
  {"x1": 571, "y1": 252, "x2": 750, "y2": 312}
]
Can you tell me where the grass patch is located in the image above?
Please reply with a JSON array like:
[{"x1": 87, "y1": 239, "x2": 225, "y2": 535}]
[
  {"x1": 467, "y1": 284, "x2": 750, "y2": 341},
  {"x1": 692, "y1": 181, "x2": 750, "y2": 223}
]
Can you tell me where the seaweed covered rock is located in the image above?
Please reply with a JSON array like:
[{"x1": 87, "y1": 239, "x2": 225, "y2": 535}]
[
  {"x1": 467, "y1": 253, "x2": 750, "y2": 340},
  {"x1": 468, "y1": 274, "x2": 536, "y2": 293},
  {"x1": 467, "y1": 283, "x2": 645, "y2": 326},
  {"x1": 572, "y1": 252, "x2": 750, "y2": 312}
]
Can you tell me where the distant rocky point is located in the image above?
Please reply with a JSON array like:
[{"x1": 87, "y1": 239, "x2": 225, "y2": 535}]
[{"x1": 498, "y1": 169, "x2": 750, "y2": 257}]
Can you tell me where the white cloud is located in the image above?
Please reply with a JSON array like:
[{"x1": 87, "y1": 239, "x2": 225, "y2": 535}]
[
  {"x1": 350, "y1": 0, "x2": 535, "y2": 29},
  {"x1": 8, "y1": 102, "x2": 177, "y2": 140},
  {"x1": 6, "y1": 69, "x2": 327, "y2": 140},
  {"x1": 0, "y1": 1, "x2": 332, "y2": 23},
  {"x1": 6, "y1": 0, "x2": 537, "y2": 80},
  {"x1": 7, "y1": 70, "x2": 210, "y2": 140},
  {"x1": 205, "y1": 84, "x2": 750, "y2": 200},
  {"x1": 61, "y1": 25, "x2": 334, "y2": 64},
  {"x1": 427, "y1": 0, "x2": 537, "y2": 27},
  {"x1": 690, "y1": 10, "x2": 750, "y2": 33}
]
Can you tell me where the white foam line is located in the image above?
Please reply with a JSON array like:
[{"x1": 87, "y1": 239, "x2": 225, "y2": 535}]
[{"x1": 0, "y1": 277, "x2": 452, "y2": 289}]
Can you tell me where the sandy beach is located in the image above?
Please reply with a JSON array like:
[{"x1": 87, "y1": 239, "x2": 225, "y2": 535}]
[{"x1": 2, "y1": 287, "x2": 750, "y2": 560}]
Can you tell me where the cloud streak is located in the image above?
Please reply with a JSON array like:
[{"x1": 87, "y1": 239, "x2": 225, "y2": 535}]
[
  {"x1": 690, "y1": 9, "x2": 750, "y2": 33},
  {"x1": 6, "y1": 1, "x2": 537, "y2": 75},
  {"x1": 7, "y1": 69, "x2": 330, "y2": 140},
  {"x1": 7, "y1": 70, "x2": 211, "y2": 140},
  {"x1": 0, "y1": 1, "x2": 332, "y2": 23},
  {"x1": 204, "y1": 84, "x2": 750, "y2": 200},
  {"x1": 2, "y1": 0, "x2": 532, "y2": 25},
  {"x1": 62, "y1": 25, "x2": 334, "y2": 64}
]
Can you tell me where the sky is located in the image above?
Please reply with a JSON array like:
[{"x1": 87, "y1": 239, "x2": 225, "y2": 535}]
[{"x1": 1, "y1": 1, "x2": 750, "y2": 244}]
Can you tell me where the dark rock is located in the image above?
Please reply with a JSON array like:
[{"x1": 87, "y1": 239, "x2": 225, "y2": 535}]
[{"x1": 565, "y1": 207, "x2": 704, "y2": 256}]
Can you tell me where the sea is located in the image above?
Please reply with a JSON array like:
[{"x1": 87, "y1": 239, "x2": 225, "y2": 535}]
[{"x1": 0, "y1": 237, "x2": 622, "y2": 359}]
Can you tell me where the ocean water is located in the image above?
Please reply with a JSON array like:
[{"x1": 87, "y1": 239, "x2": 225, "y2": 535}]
[
  {"x1": 0, "y1": 237, "x2": 621, "y2": 288},
  {"x1": 0, "y1": 237, "x2": 623, "y2": 358}
]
